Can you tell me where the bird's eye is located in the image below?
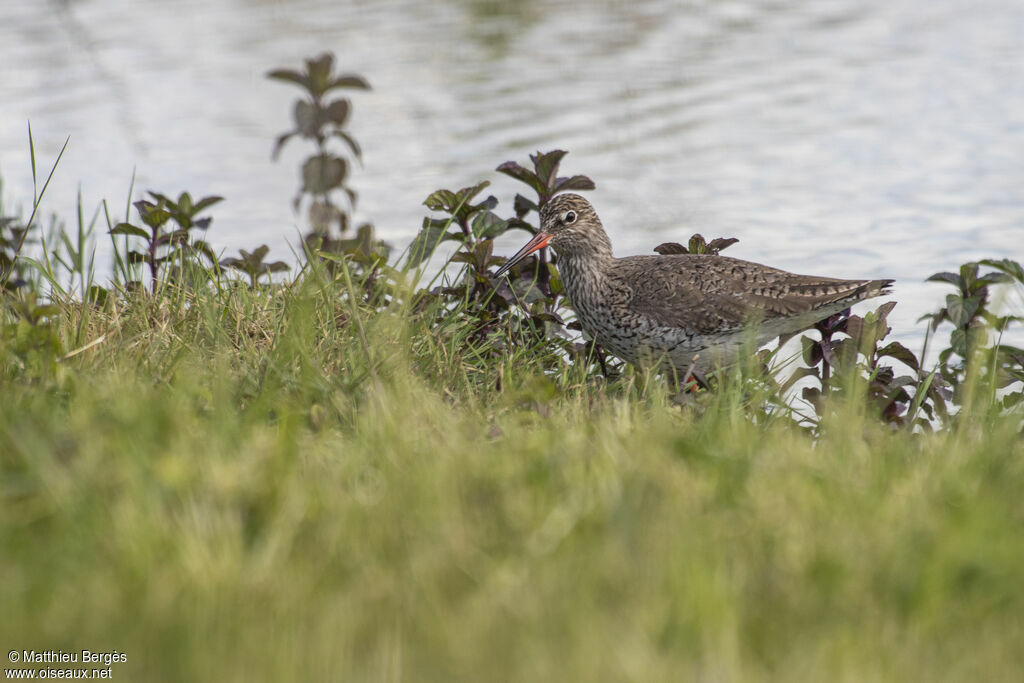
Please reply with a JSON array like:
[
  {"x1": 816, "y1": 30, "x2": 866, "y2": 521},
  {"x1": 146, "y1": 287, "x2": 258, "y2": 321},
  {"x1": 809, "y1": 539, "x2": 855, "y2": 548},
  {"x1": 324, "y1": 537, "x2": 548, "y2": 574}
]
[{"x1": 563, "y1": 210, "x2": 577, "y2": 224}]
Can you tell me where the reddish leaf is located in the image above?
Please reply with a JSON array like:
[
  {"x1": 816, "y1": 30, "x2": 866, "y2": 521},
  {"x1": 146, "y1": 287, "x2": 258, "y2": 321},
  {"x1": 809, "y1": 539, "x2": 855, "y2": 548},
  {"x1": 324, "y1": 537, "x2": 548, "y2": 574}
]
[{"x1": 654, "y1": 242, "x2": 688, "y2": 255}]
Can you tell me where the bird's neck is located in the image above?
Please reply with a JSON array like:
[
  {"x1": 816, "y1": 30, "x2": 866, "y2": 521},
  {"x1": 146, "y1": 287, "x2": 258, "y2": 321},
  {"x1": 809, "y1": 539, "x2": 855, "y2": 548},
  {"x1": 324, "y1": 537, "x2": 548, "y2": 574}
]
[
  {"x1": 558, "y1": 227, "x2": 614, "y2": 266},
  {"x1": 555, "y1": 235, "x2": 614, "y2": 307}
]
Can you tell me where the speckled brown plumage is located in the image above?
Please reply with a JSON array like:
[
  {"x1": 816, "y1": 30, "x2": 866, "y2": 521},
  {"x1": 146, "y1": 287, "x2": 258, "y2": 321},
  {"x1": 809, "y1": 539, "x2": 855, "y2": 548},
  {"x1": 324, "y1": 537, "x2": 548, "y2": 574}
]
[{"x1": 495, "y1": 194, "x2": 894, "y2": 371}]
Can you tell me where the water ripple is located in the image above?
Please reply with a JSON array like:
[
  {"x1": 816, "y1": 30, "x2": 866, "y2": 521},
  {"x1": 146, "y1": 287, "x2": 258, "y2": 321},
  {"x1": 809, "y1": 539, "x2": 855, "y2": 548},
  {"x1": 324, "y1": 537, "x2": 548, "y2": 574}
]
[{"x1": 1, "y1": 0, "x2": 1023, "y2": 350}]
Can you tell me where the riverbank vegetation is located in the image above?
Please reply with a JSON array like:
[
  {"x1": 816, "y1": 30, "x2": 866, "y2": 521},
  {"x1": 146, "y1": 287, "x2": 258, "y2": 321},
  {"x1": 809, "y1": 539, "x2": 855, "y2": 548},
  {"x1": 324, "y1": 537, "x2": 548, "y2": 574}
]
[{"x1": 2, "y1": 54, "x2": 1022, "y2": 681}]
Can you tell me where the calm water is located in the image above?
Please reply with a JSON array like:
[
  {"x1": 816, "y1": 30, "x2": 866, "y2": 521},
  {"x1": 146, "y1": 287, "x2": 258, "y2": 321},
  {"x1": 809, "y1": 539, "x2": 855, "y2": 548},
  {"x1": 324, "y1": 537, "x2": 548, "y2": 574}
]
[{"x1": 2, "y1": 0, "x2": 1024, "y2": 346}]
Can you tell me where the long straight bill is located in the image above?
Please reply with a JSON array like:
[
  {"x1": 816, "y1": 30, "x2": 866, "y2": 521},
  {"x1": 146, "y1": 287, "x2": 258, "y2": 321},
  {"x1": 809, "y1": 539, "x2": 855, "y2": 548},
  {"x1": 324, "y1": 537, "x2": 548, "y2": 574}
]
[{"x1": 493, "y1": 232, "x2": 552, "y2": 278}]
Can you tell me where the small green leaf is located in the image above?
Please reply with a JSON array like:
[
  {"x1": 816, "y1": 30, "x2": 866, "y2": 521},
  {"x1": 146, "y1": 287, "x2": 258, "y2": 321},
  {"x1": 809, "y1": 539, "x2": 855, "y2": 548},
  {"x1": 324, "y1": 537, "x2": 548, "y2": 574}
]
[
  {"x1": 926, "y1": 271, "x2": 961, "y2": 287},
  {"x1": 548, "y1": 264, "x2": 564, "y2": 295},
  {"x1": 707, "y1": 237, "x2": 740, "y2": 254},
  {"x1": 190, "y1": 240, "x2": 218, "y2": 264},
  {"x1": 272, "y1": 132, "x2": 296, "y2": 160},
  {"x1": 959, "y1": 262, "x2": 979, "y2": 291},
  {"x1": 302, "y1": 154, "x2": 347, "y2": 194},
  {"x1": 779, "y1": 366, "x2": 820, "y2": 394},
  {"x1": 654, "y1": 242, "x2": 688, "y2": 255},
  {"x1": 512, "y1": 276, "x2": 550, "y2": 303},
  {"x1": 177, "y1": 192, "x2": 193, "y2": 214},
  {"x1": 453, "y1": 182, "x2": 492, "y2": 210},
  {"x1": 979, "y1": 258, "x2": 1024, "y2": 284},
  {"x1": 109, "y1": 223, "x2": 150, "y2": 239},
  {"x1": 424, "y1": 189, "x2": 458, "y2": 213},
  {"x1": 687, "y1": 234, "x2": 709, "y2": 254},
  {"x1": 325, "y1": 99, "x2": 350, "y2": 126},
  {"x1": 976, "y1": 272, "x2": 1012, "y2": 287},
  {"x1": 266, "y1": 68, "x2": 310, "y2": 90},
  {"x1": 407, "y1": 226, "x2": 447, "y2": 267},
  {"x1": 946, "y1": 294, "x2": 980, "y2": 328},
  {"x1": 333, "y1": 130, "x2": 362, "y2": 160},
  {"x1": 472, "y1": 211, "x2": 510, "y2": 239},
  {"x1": 159, "y1": 229, "x2": 191, "y2": 246},
  {"x1": 801, "y1": 386, "x2": 823, "y2": 407},
  {"x1": 474, "y1": 239, "x2": 494, "y2": 267},
  {"x1": 343, "y1": 187, "x2": 358, "y2": 212},
  {"x1": 877, "y1": 341, "x2": 921, "y2": 372},
  {"x1": 532, "y1": 150, "x2": 567, "y2": 189},
  {"x1": 496, "y1": 161, "x2": 543, "y2": 195},
  {"x1": 329, "y1": 74, "x2": 371, "y2": 91},
  {"x1": 420, "y1": 217, "x2": 453, "y2": 231},
  {"x1": 305, "y1": 53, "x2": 335, "y2": 96},
  {"x1": 424, "y1": 182, "x2": 491, "y2": 217},
  {"x1": 136, "y1": 205, "x2": 171, "y2": 229},
  {"x1": 552, "y1": 174, "x2": 596, "y2": 194},
  {"x1": 87, "y1": 285, "x2": 109, "y2": 306},
  {"x1": 869, "y1": 301, "x2": 897, "y2": 324},
  {"x1": 294, "y1": 100, "x2": 319, "y2": 137},
  {"x1": 801, "y1": 336, "x2": 822, "y2": 366},
  {"x1": 950, "y1": 328, "x2": 968, "y2": 357},
  {"x1": 513, "y1": 193, "x2": 537, "y2": 218}
]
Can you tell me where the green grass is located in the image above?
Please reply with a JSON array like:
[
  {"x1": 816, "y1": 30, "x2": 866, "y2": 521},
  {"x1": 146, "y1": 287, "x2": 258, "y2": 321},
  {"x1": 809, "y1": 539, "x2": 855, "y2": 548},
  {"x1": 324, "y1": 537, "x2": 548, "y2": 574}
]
[{"x1": 2, "y1": 271, "x2": 1023, "y2": 682}]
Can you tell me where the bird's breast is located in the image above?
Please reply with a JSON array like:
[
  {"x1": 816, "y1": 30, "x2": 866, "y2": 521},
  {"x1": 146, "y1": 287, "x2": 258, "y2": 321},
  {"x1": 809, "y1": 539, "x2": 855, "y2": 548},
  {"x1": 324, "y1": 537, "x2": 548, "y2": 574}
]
[{"x1": 558, "y1": 258, "x2": 712, "y2": 367}]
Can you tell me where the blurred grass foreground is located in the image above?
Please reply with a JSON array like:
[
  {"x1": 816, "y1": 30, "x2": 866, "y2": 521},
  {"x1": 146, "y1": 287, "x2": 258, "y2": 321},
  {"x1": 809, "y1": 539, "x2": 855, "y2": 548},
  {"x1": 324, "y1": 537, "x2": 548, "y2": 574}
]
[
  {"x1": 2, "y1": 54, "x2": 1023, "y2": 680},
  {"x1": 2, "y1": 269, "x2": 1023, "y2": 681}
]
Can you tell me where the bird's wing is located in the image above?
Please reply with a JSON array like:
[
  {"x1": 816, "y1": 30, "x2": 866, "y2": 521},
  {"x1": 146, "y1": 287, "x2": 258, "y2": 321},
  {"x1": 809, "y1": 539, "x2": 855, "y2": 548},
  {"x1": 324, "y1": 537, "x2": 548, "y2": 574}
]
[{"x1": 614, "y1": 255, "x2": 892, "y2": 335}]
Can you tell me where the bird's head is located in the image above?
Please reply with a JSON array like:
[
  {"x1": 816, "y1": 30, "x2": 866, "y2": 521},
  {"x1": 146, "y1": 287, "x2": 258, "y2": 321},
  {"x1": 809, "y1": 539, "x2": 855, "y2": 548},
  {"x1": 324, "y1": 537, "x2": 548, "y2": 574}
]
[{"x1": 494, "y1": 194, "x2": 610, "y2": 277}]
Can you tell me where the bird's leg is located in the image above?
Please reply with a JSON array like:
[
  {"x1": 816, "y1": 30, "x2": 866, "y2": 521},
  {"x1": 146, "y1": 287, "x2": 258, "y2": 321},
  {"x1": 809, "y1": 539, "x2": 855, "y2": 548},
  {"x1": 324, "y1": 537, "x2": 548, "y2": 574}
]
[
  {"x1": 671, "y1": 355, "x2": 708, "y2": 404},
  {"x1": 681, "y1": 354, "x2": 703, "y2": 392},
  {"x1": 690, "y1": 369, "x2": 712, "y2": 391},
  {"x1": 596, "y1": 345, "x2": 611, "y2": 377}
]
